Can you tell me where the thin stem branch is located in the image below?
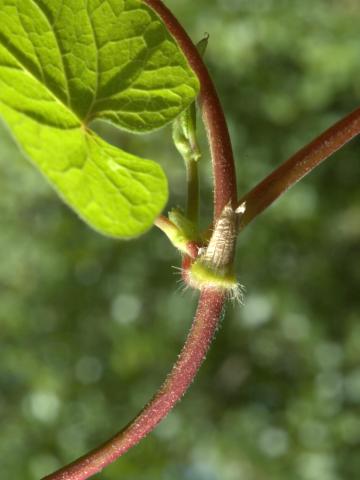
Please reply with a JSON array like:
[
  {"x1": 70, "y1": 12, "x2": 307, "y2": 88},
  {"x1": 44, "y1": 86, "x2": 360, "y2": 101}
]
[
  {"x1": 237, "y1": 106, "x2": 360, "y2": 231},
  {"x1": 185, "y1": 156, "x2": 199, "y2": 224},
  {"x1": 154, "y1": 214, "x2": 178, "y2": 232},
  {"x1": 145, "y1": 0, "x2": 237, "y2": 220},
  {"x1": 154, "y1": 215, "x2": 198, "y2": 258},
  {"x1": 42, "y1": 290, "x2": 226, "y2": 480}
]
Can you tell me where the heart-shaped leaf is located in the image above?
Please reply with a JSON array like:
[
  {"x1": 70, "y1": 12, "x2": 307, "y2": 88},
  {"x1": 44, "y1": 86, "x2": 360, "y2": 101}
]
[{"x1": 0, "y1": 0, "x2": 199, "y2": 238}]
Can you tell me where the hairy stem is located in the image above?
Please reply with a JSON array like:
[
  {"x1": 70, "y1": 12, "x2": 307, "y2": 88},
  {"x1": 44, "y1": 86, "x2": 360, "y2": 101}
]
[
  {"x1": 237, "y1": 106, "x2": 360, "y2": 231},
  {"x1": 42, "y1": 290, "x2": 225, "y2": 480},
  {"x1": 43, "y1": 1, "x2": 237, "y2": 479}
]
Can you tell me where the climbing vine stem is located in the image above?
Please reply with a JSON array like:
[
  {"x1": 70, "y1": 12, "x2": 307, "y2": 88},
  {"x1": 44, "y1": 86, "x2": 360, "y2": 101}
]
[
  {"x1": 42, "y1": 3, "x2": 360, "y2": 479},
  {"x1": 43, "y1": 290, "x2": 226, "y2": 480},
  {"x1": 43, "y1": 1, "x2": 237, "y2": 479}
]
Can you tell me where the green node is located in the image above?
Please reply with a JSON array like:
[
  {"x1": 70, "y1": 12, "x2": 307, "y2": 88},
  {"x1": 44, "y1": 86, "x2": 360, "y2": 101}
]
[{"x1": 189, "y1": 260, "x2": 237, "y2": 290}]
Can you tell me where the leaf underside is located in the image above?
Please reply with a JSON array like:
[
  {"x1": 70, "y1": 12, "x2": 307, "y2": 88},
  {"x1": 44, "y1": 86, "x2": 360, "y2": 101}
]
[{"x1": 0, "y1": 0, "x2": 199, "y2": 238}]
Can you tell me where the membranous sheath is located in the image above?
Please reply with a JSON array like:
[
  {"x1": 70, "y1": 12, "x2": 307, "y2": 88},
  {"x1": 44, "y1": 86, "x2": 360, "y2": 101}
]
[
  {"x1": 187, "y1": 202, "x2": 246, "y2": 300},
  {"x1": 202, "y1": 203, "x2": 239, "y2": 270}
]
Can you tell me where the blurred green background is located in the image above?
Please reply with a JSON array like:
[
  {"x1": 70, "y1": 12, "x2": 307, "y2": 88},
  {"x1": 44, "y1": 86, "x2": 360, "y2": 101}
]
[{"x1": 1, "y1": 1, "x2": 360, "y2": 479}]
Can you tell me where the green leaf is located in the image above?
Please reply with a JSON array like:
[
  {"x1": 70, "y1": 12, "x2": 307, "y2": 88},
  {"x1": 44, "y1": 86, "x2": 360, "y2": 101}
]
[{"x1": 0, "y1": 0, "x2": 199, "y2": 238}]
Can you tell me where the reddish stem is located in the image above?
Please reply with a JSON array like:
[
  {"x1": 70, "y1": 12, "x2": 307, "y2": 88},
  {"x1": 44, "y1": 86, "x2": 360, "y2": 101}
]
[
  {"x1": 237, "y1": 106, "x2": 360, "y2": 230},
  {"x1": 144, "y1": 0, "x2": 237, "y2": 219},
  {"x1": 42, "y1": 290, "x2": 225, "y2": 480},
  {"x1": 43, "y1": 2, "x2": 237, "y2": 479}
]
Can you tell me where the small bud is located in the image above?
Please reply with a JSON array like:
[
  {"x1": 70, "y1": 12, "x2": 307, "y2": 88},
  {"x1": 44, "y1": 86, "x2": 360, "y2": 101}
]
[
  {"x1": 172, "y1": 106, "x2": 200, "y2": 163},
  {"x1": 168, "y1": 208, "x2": 198, "y2": 241},
  {"x1": 155, "y1": 215, "x2": 196, "y2": 257},
  {"x1": 172, "y1": 34, "x2": 209, "y2": 164},
  {"x1": 197, "y1": 33, "x2": 209, "y2": 57}
]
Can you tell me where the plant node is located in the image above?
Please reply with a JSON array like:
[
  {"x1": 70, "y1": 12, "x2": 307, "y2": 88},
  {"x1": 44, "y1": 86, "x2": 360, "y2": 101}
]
[{"x1": 184, "y1": 202, "x2": 246, "y2": 302}]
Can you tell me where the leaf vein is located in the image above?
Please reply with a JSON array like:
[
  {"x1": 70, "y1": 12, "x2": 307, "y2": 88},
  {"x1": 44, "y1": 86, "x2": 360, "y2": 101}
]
[
  {"x1": 84, "y1": 0, "x2": 100, "y2": 123},
  {"x1": 29, "y1": 0, "x2": 71, "y2": 107}
]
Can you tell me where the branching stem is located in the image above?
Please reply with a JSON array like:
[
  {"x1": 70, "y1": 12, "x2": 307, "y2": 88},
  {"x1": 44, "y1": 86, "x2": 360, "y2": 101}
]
[
  {"x1": 185, "y1": 156, "x2": 199, "y2": 225},
  {"x1": 43, "y1": 1, "x2": 237, "y2": 479},
  {"x1": 43, "y1": 4, "x2": 360, "y2": 480},
  {"x1": 237, "y1": 106, "x2": 360, "y2": 230}
]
